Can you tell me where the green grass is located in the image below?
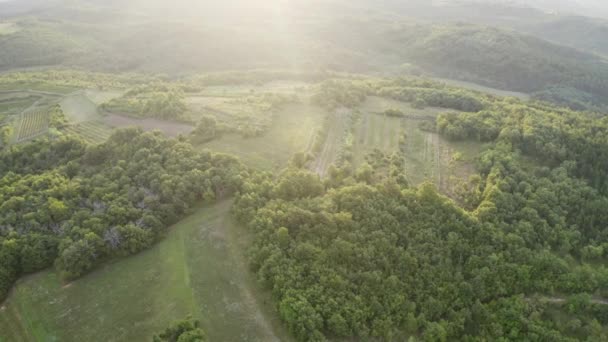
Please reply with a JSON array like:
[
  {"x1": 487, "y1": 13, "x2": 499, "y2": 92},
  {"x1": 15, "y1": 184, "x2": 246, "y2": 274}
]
[
  {"x1": 435, "y1": 78, "x2": 530, "y2": 100},
  {"x1": 60, "y1": 93, "x2": 101, "y2": 123},
  {"x1": 85, "y1": 90, "x2": 123, "y2": 106},
  {"x1": 353, "y1": 112, "x2": 402, "y2": 167},
  {"x1": 360, "y1": 96, "x2": 448, "y2": 118},
  {"x1": 0, "y1": 23, "x2": 19, "y2": 36},
  {"x1": 63, "y1": 121, "x2": 113, "y2": 144},
  {"x1": 0, "y1": 201, "x2": 290, "y2": 342},
  {"x1": 203, "y1": 103, "x2": 325, "y2": 171}
]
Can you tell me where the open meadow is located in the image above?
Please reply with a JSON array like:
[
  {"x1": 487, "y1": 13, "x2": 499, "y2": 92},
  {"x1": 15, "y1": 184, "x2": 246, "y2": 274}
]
[
  {"x1": 0, "y1": 201, "x2": 291, "y2": 342},
  {"x1": 203, "y1": 103, "x2": 326, "y2": 171}
]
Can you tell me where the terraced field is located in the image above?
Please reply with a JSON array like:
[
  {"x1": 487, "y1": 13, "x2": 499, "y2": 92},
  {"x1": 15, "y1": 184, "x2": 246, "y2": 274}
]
[
  {"x1": 63, "y1": 121, "x2": 113, "y2": 144},
  {"x1": 360, "y1": 96, "x2": 448, "y2": 118},
  {"x1": 15, "y1": 109, "x2": 49, "y2": 143}
]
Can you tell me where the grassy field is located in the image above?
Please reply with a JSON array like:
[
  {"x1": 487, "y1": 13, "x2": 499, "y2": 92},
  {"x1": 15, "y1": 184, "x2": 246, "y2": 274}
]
[
  {"x1": 435, "y1": 78, "x2": 531, "y2": 100},
  {"x1": 312, "y1": 108, "x2": 352, "y2": 177},
  {"x1": 360, "y1": 96, "x2": 449, "y2": 118},
  {"x1": 63, "y1": 121, "x2": 113, "y2": 144},
  {"x1": 85, "y1": 89, "x2": 123, "y2": 105},
  {"x1": 0, "y1": 201, "x2": 290, "y2": 342},
  {"x1": 15, "y1": 109, "x2": 49, "y2": 143},
  {"x1": 59, "y1": 92, "x2": 100, "y2": 123},
  {"x1": 203, "y1": 103, "x2": 325, "y2": 171},
  {"x1": 0, "y1": 23, "x2": 19, "y2": 36},
  {"x1": 353, "y1": 96, "x2": 481, "y2": 189},
  {"x1": 353, "y1": 112, "x2": 402, "y2": 167}
]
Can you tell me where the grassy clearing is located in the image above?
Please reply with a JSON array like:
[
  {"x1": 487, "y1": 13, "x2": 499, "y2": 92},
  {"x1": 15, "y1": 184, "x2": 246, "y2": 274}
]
[
  {"x1": 312, "y1": 108, "x2": 351, "y2": 177},
  {"x1": 0, "y1": 201, "x2": 290, "y2": 342},
  {"x1": 435, "y1": 78, "x2": 530, "y2": 100},
  {"x1": 0, "y1": 23, "x2": 19, "y2": 36},
  {"x1": 85, "y1": 89, "x2": 123, "y2": 105},
  {"x1": 203, "y1": 103, "x2": 325, "y2": 171},
  {"x1": 103, "y1": 114, "x2": 193, "y2": 138},
  {"x1": 360, "y1": 96, "x2": 448, "y2": 118},
  {"x1": 400, "y1": 118, "x2": 482, "y2": 193},
  {"x1": 60, "y1": 92, "x2": 100, "y2": 123},
  {"x1": 63, "y1": 121, "x2": 113, "y2": 144},
  {"x1": 197, "y1": 81, "x2": 309, "y2": 98},
  {"x1": 353, "y1": 112, "x2": 402, "y2": 167},
  {"x1": 15, "y1": 109, "x2": 49, "y2": 143}
]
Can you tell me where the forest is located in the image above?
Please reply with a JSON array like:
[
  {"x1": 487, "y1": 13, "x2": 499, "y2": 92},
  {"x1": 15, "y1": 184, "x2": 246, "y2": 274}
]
[
  {"x1": 232, "y1": 81, "x2": 608, "y2": 340},
  {"x1": 0, "y1": 129, "x2": 245, "y2": 300},
  {"x1": 2, "y1": 0, "x2": 608, "y2": 341}
]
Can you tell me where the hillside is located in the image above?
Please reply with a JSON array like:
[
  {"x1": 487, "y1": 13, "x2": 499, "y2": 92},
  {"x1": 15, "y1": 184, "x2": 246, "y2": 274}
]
[{"x1": 387, "y1": 24, "x2": 608, "y2": 110}]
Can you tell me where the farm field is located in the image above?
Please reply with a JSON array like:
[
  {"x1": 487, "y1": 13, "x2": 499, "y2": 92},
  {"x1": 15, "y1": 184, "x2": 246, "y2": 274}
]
[
  {"x1": 197, "y1": 81, "x2": 309, "y2": 98},
  {"x1": 400, "y1": 118, "x2": 482, "y2": 188},
  {"x1": 360, "y1": 96, "x2": 449, "y2": 118},
  {"x1": 0, "y1": 201, "x2": 291, "y2": 342},
  {"x1": 352, "y1": 112, "x2": 402, "y2": 167},
  {"x1": 204, "y1": 103, "x2": 325, "y2": 171},
  {"x1": 312, "y1": 108, "x2": 351, "y2": 177},
  {"x1": 84, "y1": 89, "x2": 123, "y2": 105},
  {"x1": 59, "y1": 92, "x2": 100, "y2": 123},
  {"x1": 62, "y1": 121, "x2": 113, "y2": 144},
  {"x1": 15, "y1": 109, "x2": 49, "y2": 143},
  {"x1": 103, "y1": 114, "x2": 194, "y2": 137}
]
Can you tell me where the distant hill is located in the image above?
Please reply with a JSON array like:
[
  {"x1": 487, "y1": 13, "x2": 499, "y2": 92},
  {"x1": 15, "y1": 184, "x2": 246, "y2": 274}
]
[{"x1": 381, "y1": 24, "x2": 608, "y2": 110}]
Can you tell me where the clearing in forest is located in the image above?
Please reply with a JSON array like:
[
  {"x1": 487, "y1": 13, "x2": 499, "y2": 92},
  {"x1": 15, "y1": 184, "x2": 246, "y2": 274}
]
[
  {"x1": 0, "y1": 23, "x2": 19, "y2": 35},
  {"x1": 84, "y1": 89, "x2": 123, "y2": 106},
  {"x1": 103, "y1": 114, "x2": 194, "y2": 137},
  {"x1": 360, "y1": 96, "x2": 448, "y2": 118},
  {"x1": 435, "y1": 78, "x2": 530, "y2": 100},
  {"x1": 62, "y1": 121, "x2": 113, "y2": 144},
  {"x1": 0, "y1": 201, "x2": 291, "y2": 342},
  {"x1": 14, "y1": 108, "x2": 49, "y2": 143},
  {"x1": 352, "y1": 111, "x2": 402, "y2": 167},
  {"x1": 312, "y1": 108, "x2": 350, "y2": 177},
  {"x1": 60, "y1": 92, "x2": 101, "y2": 123},
  {"x1": 204, "y1": 103, "x2": 325, "y2": 171}
]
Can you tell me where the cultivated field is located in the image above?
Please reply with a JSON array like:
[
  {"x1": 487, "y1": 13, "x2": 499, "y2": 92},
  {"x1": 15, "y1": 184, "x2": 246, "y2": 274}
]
[
  {"x1": 14, "y1": 109, "x2": 49, "y2": 143},
  {"x1": 103, "y1": 114, "x2": 194, "y2": 137},
  {"x1": 311, "y1": 108, "x2": 352, "y2": 176},
  {"x1": 352, "y1": 96, "x2": 479, "y2": 190},
  {"x1": 0, "y1": 201, "x2": 291, "y2": 342},
  {"x1": 0, "y1": 22, "x2": 19, "y2": 35},
  {"x1": 62, "y1": 121, "x2": 113, "y2": 144},
  {"x1": 352, "y1": 112, "x2": 402, "y2": 167},
  {"x1": 204, "y1": 103, "x2": 325, "y2": 171},
  {"x1": 59, "y1": 92, "x2": 100, "y2": 123},
  {"x1": 84, "y1": 89, "x2": 123, "y2": 106},
  {"x1": 360, "y1": 96, "x2": 449, "y2": 118}
]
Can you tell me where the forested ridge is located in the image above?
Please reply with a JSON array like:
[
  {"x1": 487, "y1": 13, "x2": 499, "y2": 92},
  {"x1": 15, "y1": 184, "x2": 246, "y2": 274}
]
[
  {"x1": 0, "y1": 128, "x2": 245, "y2": 300},
  {"x1": 228, "y1": 78, "x2": 608, "y2": 341}
]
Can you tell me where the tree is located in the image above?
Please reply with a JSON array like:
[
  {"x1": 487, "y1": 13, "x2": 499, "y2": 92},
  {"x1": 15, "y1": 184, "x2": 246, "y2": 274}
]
[{"x1": 153, "y1": 316, "x2": 207, "y2": 342}]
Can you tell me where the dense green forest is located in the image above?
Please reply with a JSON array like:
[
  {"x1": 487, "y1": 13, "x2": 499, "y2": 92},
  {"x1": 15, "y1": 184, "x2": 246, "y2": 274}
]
[
  {"x1": 232, "y1": 83, "x2": 608, "y2": 340},
  {"x1": 0, "y1": 129, "x2": 245, "y2": 300},
  {"x1": 2, "y1": 0, "x2": 608, "y2": 341}
]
